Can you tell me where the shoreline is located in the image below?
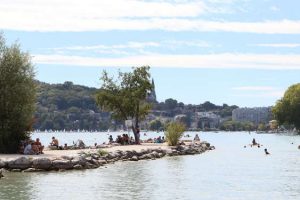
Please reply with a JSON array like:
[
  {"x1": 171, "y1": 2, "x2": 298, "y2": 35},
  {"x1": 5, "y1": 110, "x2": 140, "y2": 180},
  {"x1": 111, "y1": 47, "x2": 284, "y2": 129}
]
[{"x1": 0, "y1": 142, "x2": 214, "y2": 173}]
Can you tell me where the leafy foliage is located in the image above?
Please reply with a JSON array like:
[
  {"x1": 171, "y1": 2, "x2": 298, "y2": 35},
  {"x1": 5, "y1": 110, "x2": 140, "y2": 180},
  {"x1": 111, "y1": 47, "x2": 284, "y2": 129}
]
[
  {"x1": 220, "y1": 120, "x2": 255, "y2": 131},
  {"x1": 34, "y1": 81, "x2": 111, "y2": 131},
  {"x1": 0, "y1": 34, "x2": 36, "y2": 153},
  {"x1": 273, "y1": 83, "x2": 300, "y2": 130},
  {"x1": 165, "y1": 122, "x2": 186, "y2": 146},
  {"x1": 149, "y1": 119, "x2": 163, "y2": 131},
  {"x1": 96, "y1": 66, "x2": 153, "y2": 143}
]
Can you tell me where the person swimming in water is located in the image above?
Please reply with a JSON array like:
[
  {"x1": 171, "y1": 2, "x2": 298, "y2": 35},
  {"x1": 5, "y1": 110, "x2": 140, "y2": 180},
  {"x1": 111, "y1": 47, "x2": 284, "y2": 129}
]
[{"x1": 264, "y1": 148, "x2": 270, "y2": 155}]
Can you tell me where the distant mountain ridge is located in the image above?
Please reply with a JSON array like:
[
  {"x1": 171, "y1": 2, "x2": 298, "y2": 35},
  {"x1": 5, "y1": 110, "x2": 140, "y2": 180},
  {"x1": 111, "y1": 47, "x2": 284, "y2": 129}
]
[{"x1": 33, "y1": 81, "x2": 238, "y2": 131}]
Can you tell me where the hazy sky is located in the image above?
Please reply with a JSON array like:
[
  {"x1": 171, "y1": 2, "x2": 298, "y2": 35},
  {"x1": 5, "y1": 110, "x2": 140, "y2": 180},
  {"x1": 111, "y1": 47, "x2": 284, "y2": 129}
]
[{"x1": 1, "y1": 0, "x2": 300, "y2": 107}]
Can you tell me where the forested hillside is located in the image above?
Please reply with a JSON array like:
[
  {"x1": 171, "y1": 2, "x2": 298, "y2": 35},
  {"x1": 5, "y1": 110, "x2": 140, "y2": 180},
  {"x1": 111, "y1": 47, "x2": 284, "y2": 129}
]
[
  {"x1": 34, "y1": 81, "x2": 111, "y2": 131},
  {"x1": 33, "y1": 81, "x2": 238, "y2": 131}
]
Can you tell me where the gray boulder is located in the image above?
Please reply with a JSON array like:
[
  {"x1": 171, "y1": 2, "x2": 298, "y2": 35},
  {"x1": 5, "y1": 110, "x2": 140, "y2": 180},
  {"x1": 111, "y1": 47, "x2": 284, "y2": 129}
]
[
  {"x1": 32, "y1": 158, "x2": 52, "y2": 170},
  {"x1": 0, "y1": 159, "x2": 6, "y2": 168},
  {"x1": 7, "y1": 157, "x2": 32, "y2": 170},
  {"x1": 130, "y1": 156, "x2": 139, "y2": 161},
  {"x1": 52, "y1": 159, "x2": 73, "y2": 170}
]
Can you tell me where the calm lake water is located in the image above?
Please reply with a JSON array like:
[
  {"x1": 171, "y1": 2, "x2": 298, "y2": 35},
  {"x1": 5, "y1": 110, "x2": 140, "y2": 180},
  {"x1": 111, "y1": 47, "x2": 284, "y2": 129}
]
[{"x1": 1, "y1": 132, "x2": 300, "y2": 200}]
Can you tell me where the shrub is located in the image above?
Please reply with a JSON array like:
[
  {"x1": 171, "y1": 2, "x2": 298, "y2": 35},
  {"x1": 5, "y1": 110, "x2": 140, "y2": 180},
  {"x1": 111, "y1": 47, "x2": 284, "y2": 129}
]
[
  {"x1": 165, "y1": 122, "x2": 186, "y2": 146},
  {"x1": 97, "y1": 149, "x2": 108, "y2": 156}
]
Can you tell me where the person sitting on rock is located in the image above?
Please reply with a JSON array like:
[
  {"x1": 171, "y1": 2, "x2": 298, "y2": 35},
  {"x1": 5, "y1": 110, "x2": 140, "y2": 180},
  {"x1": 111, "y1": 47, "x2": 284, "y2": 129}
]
[
  {"x1": 24, "y1": 141, "x2": 34, "y2": 155},
  {"x1": 50, "y1": 136, "x2": 59, "y2": 148},
  {"x1": 194, "y1": 134, "x2": 200, "y2": 141},
  {"x1": 34, "y1": 138, "x2": 44, "y2": 154}
]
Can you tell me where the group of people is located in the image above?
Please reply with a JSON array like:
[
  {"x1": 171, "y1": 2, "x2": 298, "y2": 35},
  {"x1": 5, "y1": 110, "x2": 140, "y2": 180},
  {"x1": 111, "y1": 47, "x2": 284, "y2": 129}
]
[
  {"x1": 110, "y1": 134, "x2": 135, "y2": 145},
  {"x1": 244, "y1": 138, "x2": 270, "y2": 155},
  {"x1": 20, "y1": 138, "x2": 44, "y2": 155}
]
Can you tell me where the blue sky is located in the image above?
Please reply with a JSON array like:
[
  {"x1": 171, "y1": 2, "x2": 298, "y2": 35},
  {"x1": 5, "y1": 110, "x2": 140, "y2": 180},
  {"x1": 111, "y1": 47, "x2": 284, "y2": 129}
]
[{"x1": 1, "y1": 0, "x2": 300, "y2": 107}]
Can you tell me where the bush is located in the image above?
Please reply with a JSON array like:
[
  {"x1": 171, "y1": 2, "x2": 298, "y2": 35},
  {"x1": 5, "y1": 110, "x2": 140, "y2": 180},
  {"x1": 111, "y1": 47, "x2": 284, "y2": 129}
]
[
  {"x1": 0, "y1": 34, "x2": 36, "y2": 153},
  {"x1": 97, "y1": 149, "x2": 108, "y2": 156},
  {"x1": 165, "y1": 122, "x2": 186, "y2": 146}
]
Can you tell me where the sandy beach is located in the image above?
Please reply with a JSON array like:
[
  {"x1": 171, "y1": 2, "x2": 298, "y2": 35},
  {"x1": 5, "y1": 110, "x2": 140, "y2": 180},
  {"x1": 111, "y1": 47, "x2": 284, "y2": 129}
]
[{"x1": 0, "y1": 143, "x2": 171, "y2": 160}]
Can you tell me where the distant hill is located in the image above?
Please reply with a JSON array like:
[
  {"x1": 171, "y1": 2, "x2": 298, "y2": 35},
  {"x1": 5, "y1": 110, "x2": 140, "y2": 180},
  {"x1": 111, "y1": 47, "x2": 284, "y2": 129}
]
[
  {"x1": 34, "y1": 81, "x2": 111, "y2": 131},
  {"x1": 33, "y1": 81, "x2": 238, "y2": 131}
]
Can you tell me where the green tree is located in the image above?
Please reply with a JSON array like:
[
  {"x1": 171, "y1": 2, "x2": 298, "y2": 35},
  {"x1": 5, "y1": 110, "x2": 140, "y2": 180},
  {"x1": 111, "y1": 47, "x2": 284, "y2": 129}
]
[
  {"x1": 165, "y1": 122, "x2": 186, "y2": 146},
  {"x1": 273, "y1": 83, "x2": 300, "y2": 131},
  {"x1": 96, "y1": 66, "x2": 153, "y2": 144},
  {"x1": 0, "y1": 34, "x2": 36, "y2": 153},
  {"x1": 149, "y1": 119, "x2": 163, "y2": 131}
]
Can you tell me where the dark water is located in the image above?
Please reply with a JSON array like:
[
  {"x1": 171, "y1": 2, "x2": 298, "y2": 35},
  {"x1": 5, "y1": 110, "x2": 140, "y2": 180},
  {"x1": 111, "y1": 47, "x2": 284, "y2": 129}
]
[{"x1": 1, "y1": 132, "x2": 300, "y2": 200}]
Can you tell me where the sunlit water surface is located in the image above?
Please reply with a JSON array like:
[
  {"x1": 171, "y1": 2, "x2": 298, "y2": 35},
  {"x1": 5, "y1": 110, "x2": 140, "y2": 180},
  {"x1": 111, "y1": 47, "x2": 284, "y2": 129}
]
[{"x1": 1, "y1": 132, "x2": 299, "y2": 200}]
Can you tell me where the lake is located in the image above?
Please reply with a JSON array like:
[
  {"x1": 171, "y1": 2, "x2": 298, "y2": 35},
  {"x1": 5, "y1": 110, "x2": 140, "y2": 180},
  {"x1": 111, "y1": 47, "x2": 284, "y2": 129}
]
[{"x1": 0, "y1": 132, "x2": 299, "y2": 200}]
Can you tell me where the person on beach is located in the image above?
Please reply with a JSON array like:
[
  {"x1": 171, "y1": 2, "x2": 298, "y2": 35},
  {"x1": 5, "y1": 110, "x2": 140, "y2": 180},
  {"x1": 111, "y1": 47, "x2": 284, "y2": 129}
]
[
  {"x1": 194, "y1": 134, "x2": 200, "y2": 141},
  {"x1": 264, "y1": 148, "x2": 270, "y2": 155},
  {"x1": 108, "y1": 135, "x2": 114, "y2": 143},
  {"x1": 24, "y1": 141, "x2": 34, "y2": 155},
  {"x1": 50, "y1": 137, "x2": 59, "y2": 148},
  {"x1": 34, "y1": 138, "x2": 44, "y2": 154}
]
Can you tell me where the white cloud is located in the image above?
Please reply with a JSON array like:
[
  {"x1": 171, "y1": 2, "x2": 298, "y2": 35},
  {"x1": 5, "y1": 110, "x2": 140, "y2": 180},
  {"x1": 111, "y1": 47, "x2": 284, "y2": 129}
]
[
  {"x1": 254, "y1": 43, "x2": 300, "y2": 48},
  {"x1": 48, "y1": 40, "x2": 211, "y2": 54},
  {"x1": 0, "y1": 0, "x2": 299, "y2": 33},
  {"x1": 32, "y1": 53, "x2": 300, "y2": 70},
  {"x1": 51, "y1": 42, "x2": 161, "y2": 51}
]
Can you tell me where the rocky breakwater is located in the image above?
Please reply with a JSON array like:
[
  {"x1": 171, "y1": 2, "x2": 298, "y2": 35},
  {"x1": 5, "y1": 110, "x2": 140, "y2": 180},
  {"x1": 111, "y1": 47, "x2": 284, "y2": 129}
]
[{"x1": 0, "y1": 142, "x2": 214, "y2": 173}]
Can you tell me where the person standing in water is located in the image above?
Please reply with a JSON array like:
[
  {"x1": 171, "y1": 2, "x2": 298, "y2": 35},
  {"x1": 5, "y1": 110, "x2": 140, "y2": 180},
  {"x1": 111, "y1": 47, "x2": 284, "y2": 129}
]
[{"x1": 264, "y1": 148, "x2": 270, "y2": 155}]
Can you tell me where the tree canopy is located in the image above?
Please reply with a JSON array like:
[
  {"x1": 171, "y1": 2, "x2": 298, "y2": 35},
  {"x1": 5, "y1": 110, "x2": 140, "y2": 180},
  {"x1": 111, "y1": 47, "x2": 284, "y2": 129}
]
[
  {"x1": 96, "y1": 66, "x2": 153, "y2": 143},
  {"x1": 0, "y1": 34, "x2": 36, "y2": 153},
  {"x1": 272, "y1": 83, "x2": 300, "y2": 131}
]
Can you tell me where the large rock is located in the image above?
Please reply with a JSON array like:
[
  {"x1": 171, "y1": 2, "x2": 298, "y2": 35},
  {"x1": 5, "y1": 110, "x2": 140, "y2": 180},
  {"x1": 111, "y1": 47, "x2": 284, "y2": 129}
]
[
  {"x1": 52, "y1": 159, "x2": 73, "y2": 170},
  {"x1": 7, "y1": 157, "x2": 32, "y2": 170},
  {"x1": 32, "y1": 158, "x2": 52, "y2": 170},
  {"x1": 71, "y1": 156, "x2": 86, "y2": 165},
  {"x1": 130, "y1": 156, "x2": 138, "y2": 161},
  {"x1": 0, "y1": 159, "x2": 6, "y2": 168}
]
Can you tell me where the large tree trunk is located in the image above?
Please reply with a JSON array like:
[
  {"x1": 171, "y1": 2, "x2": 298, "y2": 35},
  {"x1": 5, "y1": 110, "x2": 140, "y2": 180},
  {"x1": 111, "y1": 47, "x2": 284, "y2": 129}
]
[{"x1": 131, "y1": 125, "x2": 140, "y2": 144}]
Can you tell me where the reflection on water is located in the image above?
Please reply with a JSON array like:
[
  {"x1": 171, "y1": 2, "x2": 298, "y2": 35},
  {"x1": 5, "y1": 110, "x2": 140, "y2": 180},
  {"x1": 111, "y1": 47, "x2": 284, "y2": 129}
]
[{"x1": 1, "y1": 132, "x2": 300, "y2": 200}]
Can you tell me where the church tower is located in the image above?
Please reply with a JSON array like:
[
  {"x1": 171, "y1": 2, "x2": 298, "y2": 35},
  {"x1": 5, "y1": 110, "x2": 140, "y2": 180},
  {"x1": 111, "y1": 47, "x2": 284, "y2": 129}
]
[{"x1": 147, "y1": 78, "x2": 157, "y2": 102}]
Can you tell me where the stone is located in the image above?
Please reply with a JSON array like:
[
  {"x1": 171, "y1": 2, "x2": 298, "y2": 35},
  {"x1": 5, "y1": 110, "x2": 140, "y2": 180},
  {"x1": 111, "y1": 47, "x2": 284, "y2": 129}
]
[
  {"x1": 0, "y1": 159, "x2": 6, "y2": 168},
  {"x1": 61, "y1": 155, "x2": 74, "y2": 160},
  {"x1": 0, "y1": 169, "x2": 4, "y2": 178},
  {"x1": 98, "y1": 160, "x2": 107, "y2": 165},
  {"x1": 130, "y1": 156, "x2": 138, "y2": 161},
  {"x1": 91, "y1": 154, "x2": 100, "y2": 160},
  {"x1": 32, "y1": 158, "x2": 52, "y2": 170},
  {"x1": 52, "y1": 159, "x2": 73, "y2": 170},
  {"x1": 73, "y1": 164, "x2": 83, "y2": 170},
  {"x1": 7, "y1": 157, "x2": 32, "y2": 170}
]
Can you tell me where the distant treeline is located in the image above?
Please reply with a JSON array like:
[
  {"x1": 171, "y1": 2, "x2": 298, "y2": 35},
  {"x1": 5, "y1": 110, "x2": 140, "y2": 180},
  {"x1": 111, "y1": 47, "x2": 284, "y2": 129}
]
[{"x1": 33, "y1": 81, "x2": 238, "y2": 131}]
